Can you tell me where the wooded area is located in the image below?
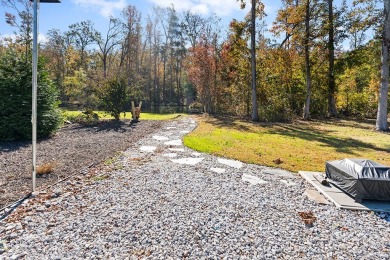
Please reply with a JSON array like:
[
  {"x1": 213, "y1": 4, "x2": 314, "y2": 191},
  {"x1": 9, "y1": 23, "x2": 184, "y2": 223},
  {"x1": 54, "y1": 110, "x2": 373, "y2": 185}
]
[{"x1": 1, "y1": 0, "x2": 389, "y2": 130}]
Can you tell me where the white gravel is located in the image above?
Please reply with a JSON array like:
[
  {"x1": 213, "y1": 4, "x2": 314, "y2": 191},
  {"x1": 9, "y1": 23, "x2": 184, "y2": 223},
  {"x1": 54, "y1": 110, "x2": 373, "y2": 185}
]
[{"x1": 1, "y1": 117, "x2": 390, "y2": 259}]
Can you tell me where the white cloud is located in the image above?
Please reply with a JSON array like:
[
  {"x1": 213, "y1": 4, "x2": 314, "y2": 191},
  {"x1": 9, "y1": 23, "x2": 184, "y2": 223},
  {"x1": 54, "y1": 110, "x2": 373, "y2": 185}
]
[
  {"x1": 148, "y1": 0, "x2": 244, "y2": 17},
  {"x1": 0, "y1": 33, "x2": 47, "y2": 44},
  {"x1": 0, "y1": 33, "x2": 17, "y2": 42},
  {"x1": 191, "y1": 4, "x2": 209, "y2": 15},
  {"x1": 72, "y1": 0, "x2": 126, "y2": 18},
  {"x1": 38, "y1": 33, "x2": 49, "y2": 44}
]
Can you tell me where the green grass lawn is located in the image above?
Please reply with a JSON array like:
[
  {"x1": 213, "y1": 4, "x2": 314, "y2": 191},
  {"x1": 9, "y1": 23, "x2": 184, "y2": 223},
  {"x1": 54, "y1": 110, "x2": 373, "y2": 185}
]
[
  {"x1": 62, "y1": 110, "x2": 184, "y2": 121},
  {"x1": 183, "y1": 115, "x2": 390, "y2": 173}
]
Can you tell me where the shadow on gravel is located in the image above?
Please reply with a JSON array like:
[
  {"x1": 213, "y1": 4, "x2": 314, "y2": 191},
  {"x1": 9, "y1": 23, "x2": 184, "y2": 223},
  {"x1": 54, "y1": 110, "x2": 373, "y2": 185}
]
[
  {"x1": 95, "y1": 120, "x2": 130, "y2": 133},
  {"x1": 70, "y1": 120, "x2": 132, "y2": 133},
  {"x1": 0, "y1": 140, "x2": 30, "y2": 152}
]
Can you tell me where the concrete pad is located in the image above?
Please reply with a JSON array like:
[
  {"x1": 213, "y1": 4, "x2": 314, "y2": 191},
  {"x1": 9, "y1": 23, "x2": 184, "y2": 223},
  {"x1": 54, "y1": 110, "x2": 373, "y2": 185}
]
[
  {"x1": 180, "y1": 130, "x2": 191, "y2": 134},
  {"x1": 153, "y1": 135, "x2": 169, "y2": 141},
  {"x1": 304, "y1": 189, "x2": 330, "y2": 205},
  {"x1": 192, "y1": 152, "x2": 202, "y2": 157},
  {"x1": 171, "y1": 158, "x2": 204, "y2": 165},
  {"x1": 280, "y1": 179, "x2": 298, "y2": 186},
  {"x1": 210, "y1": 167, "x2": 226, "y2": 174},
  {"x1": 299, "y1": 171, "x2": 390, "y2": 212},
  {"x1": 162, "y1": 153, "x2": 177, "y2": 158},
  {"x1": 168, "y1": 148, "x2": 185, "y2": 152},
  {"x1": 242, "y1": 173, "x2": 268, "y2": 185},
  {"x1": 139, "y1": 146, "x2": 156, "y2": 152},
  {"x1": 164, "y1": 139, "x2": 182, "y2": 146},
  {"x1": 218, "y1": 158, "x2": 243, "y2": 169},
  {"x1": 264, "y1": 169, "x2": 295, "y2": 178}
]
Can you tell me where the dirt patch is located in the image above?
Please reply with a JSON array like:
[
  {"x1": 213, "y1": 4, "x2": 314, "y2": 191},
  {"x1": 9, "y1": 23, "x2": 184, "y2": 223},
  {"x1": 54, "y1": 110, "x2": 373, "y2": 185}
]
[{"x1": 0, "y1": 120, "x2": 163, "y2": 209}]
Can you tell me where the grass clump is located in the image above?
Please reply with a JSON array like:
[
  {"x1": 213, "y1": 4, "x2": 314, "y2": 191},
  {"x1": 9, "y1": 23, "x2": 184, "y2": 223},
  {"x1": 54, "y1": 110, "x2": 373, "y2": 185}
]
[
  {"x1": 183, "y1": 116, "x2": 390, "y2": 172},
  {"x1": 93, "y1": 175, "x2": 109, "y2": 182},
  {"x1": 36, "y1": 162, "x2": 56, "y2": 175}
]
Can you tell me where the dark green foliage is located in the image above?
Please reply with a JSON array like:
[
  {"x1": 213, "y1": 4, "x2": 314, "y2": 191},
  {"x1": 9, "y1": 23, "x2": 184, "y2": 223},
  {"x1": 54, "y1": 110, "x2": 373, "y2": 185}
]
[
  {"x1": 65, "y1": 108, "x2": 100, "y2": 126},
  {"x1": 0, "y1": 49, "x2": 62, "y2": 140},
  {"x1": 100, "y1": 78, "x2": 128, "y2": 120}
]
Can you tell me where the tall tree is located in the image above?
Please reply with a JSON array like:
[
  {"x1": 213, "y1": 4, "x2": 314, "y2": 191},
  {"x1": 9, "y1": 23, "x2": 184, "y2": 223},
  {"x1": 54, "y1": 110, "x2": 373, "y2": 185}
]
[
  {"x1": 250, "y1": 0, "x2": 260, "y2": 121},
  {"x1": 43, "y1": 29, "x2": 67, "y2": 99},
  {"x1": 95, "y1": 18, "x2": 123, "y2": 78},
  {"x1": 327, "y1": 0, "x2": 337, "y2": 116},
  {"x1": 67, "y1": 20, "x2": 98, "y2": 69},
  {"x1": 303, "y1": 0, "x2": 312, "y2": 119},
  {"x1": 238, "y1": 0, "x2": 265, "y2": 121},
  {"x1": 186, "y1": 39, "x2": 218, "y2": 113},
  {"x1": 181, "y1": 11, "x2": 205, "y2": 50},
  {"x1": 376, "y1": 0, "x2": 390, "y2": 131}
]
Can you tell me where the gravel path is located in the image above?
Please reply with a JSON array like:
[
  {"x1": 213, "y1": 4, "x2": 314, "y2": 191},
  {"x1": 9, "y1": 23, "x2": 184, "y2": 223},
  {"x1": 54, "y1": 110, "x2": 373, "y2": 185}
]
[{"x1": 1, "y1": 117, "x2": 390, "y2": 259}]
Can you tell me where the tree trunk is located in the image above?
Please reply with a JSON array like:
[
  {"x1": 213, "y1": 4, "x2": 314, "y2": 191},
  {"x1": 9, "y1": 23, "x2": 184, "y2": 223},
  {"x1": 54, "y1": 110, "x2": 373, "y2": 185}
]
[
  {"x1": 163, "y1": 56, "x2": 166, "y2": 104},
  {"x1": 250, "y1": 0, "x2": 259, "y2": 121},
  {"x1": 154, "y1": 50, "x2": 158, "y2": 104},
  {"x1": 327, "y1": 0, "x2": 337, "y2": 117},
  {"x1": 103, "y1": 54, "x2": 107, "y2": 78},
  {"x1": 303, "y1": 0, "x2": 312, "y2": 120},
  {"x1": 376, "y1": 0, "x2": 390, "y2": 131}
]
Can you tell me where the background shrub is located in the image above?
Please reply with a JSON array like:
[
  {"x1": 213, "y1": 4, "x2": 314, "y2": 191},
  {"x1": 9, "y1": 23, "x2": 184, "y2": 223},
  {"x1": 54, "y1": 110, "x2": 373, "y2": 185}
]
[
  {"x1": 100, "y1": 77, "x2": 128, "y2": 120},
  {"x1": 64, "y1": 108, "x2": 100, "y2": 126}
]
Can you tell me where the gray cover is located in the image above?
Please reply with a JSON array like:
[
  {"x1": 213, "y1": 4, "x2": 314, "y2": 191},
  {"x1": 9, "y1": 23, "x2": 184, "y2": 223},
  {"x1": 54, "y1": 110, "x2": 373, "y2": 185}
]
[{"x1": 325, "y1": 158, "x2": 390, "y2": 201}]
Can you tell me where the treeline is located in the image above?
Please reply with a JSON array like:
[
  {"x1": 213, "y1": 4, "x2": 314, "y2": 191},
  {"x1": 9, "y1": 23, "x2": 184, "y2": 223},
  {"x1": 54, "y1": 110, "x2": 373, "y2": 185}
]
[{"x1": 1, "y1": 0, "x2": 389, "y2": 125}]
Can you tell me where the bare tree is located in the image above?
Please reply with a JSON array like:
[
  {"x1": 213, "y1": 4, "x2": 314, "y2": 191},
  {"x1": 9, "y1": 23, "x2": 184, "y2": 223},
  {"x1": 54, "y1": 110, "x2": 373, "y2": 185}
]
[
  {"x1": 1, "y1": 0, "x2": 32, "y2": 54},
  {"x1": 95, "y1": 18, "x2": 123, "y2": 78}
]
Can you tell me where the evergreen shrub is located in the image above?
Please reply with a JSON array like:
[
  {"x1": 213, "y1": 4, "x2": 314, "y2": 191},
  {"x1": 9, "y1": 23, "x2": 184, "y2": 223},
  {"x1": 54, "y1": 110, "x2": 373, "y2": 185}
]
[{"x1": 0, "y1": 50, "x2": 62, "y2": 140}]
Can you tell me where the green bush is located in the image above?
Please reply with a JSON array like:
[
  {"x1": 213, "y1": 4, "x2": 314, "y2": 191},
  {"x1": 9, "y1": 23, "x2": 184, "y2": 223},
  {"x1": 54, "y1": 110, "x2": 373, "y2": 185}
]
[
  {"x1": 0, "y1": 49, "x2": 62, "y2": 140},
  {"x1": 189, "y1": 101, "x2": 203, "y2": 114},
  {"x1": 100, "y1": 78, "x2": 128, "y2": 120},
  {"x1": 64, "y1": 109, "x2": 100, "y2": 126}
]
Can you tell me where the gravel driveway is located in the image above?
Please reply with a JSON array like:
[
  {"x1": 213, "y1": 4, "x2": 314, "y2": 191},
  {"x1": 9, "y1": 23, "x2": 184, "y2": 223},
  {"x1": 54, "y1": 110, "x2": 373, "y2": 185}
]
[{"x1": 1, "y1": 117, "x2": 390, "y2": 259}]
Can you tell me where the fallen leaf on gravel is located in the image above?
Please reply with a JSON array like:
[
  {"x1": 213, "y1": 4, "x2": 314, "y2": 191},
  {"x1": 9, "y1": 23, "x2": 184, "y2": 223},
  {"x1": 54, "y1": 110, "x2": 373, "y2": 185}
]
[{"x1": 298, "y1": 211, "x2": 317, "y2": 227}]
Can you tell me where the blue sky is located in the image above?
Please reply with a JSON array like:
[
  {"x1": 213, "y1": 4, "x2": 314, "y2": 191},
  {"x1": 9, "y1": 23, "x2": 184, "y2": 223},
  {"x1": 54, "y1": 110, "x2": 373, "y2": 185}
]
[{"x1": 1, "y1": 0, "x2": 355, "y2": 43}]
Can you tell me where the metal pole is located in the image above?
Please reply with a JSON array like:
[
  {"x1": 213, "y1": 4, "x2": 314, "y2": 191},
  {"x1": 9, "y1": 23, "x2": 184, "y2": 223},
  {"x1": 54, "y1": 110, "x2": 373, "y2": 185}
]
[{"x1": 32, "y1": 0, "x2": 39, "y2": 192}]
